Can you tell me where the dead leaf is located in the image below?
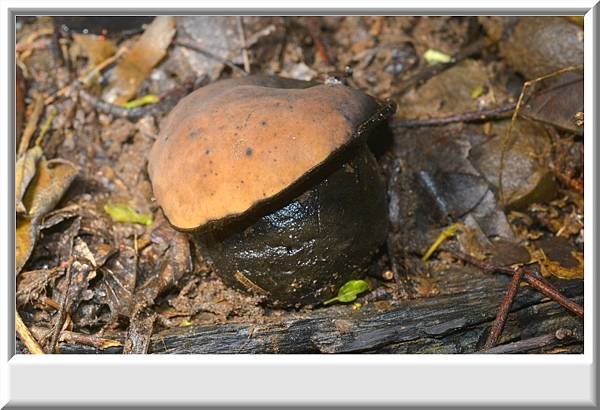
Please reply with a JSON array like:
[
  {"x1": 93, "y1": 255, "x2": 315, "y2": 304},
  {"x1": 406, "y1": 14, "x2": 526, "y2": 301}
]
[
  {"x1": 72, "y1": 33, "x2": 117, "y2": 66},
  {"x1": 520, "y1": 71, "x2": 583, "y2": 135},
  {"x1": 16, "y1": 158, "x2": 79, "y2": 274},
  {"x1": 97, "y1": 246, "x2": 137, "y2": 318},
  {"x1": 103, "y1": 16, "x2": 176, "y2": 104},
  {"x1": 15, "y1": 146, "x2": 43, "y2": 214},
  {"x1": 530, "y1": 236, "x2": 584, "y2": 279},
  {"x1": 166, "y1": 16, "x2": 243, "y2": 82}
]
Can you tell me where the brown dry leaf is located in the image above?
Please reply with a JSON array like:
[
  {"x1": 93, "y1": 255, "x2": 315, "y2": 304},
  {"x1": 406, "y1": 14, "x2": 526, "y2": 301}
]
[
  {"x1": 97, "y1": 246, "x2": 138, "y2": 319},
  {"x1": 15, "y1": 146, "x2": 43, "y2": 214},
  {"x1": 16, "y1": 158, "x2": 79, "y2": 274},
  {"x1": 529, "y1": 237, "x2": 584, "y2": 280},
  {"x1": 520, "y1": 71, "x2": 583, "y2": 135},
  {"x1": 102, "y1": 16, "x2": 176, "y2": 104},
  {"x1": 16, "y1": 267, "x2": 64, "y2": 307},
  {"x1": 72, "y1": 33, "x2": 117, "y2": 66}
]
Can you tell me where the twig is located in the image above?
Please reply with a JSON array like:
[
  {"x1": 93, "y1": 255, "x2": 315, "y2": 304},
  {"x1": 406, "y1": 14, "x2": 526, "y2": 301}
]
[
  {"x1": 480, "y1": 328, "x2": 576, "y2": 354},
  {"x1": 16, "y1": 27, "x2": 55, "y2": 53},
  {"x1": 79, "y1": 77, "x2": 197, "y2": 120},
  {"x1": 80, "y1": 45, "x2": 128, "y2": 86},
  {"x1": 17, "y1": 92, "x2": 45, "y2": 157},
  {"x1": 393, "y1": 102, "x2": 516, "y2": 128},
  {"x1": 48, "y1": 259, "x2": 73, "y2": 354},
  {"x1": 44, "y1": 46, "x2": 128, "y2": 105},
  {"x1": 483, "y1": 267, "x2": 524, "y2": 349},
  {"x1": 523, "y1": 272, "x2": 584, "y2": 319},
  {"x1": 176, "y1": 39, "x2": 248, "y2": 75},
  {"x1": 237, "y1": 16, "x2": 251, "y2": 74},
  {"x1": 15, "y1": 311, "x2": 45, "y2": 354},
  {"x1": 446, "y1": 247, "x2": 584, "y2": 319},
  {"x1": 123, "y1": 307, "x2": 157, "y2": 354},
  {"x1": 35, "y1": 105, "x2": 58, "y2": 146},
  {"x1": 59, "y1": 330, "x2": 122, "y2": 350}
]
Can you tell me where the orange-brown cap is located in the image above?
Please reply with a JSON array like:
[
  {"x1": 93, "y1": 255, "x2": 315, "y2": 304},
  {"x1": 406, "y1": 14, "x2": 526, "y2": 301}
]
[{"x1": 147, "y1": 75, "x2": 395, "y2": 231}]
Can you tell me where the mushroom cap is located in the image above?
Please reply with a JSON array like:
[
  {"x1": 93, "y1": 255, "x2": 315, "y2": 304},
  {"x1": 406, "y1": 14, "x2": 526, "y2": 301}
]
[{"x1": 148, "y1": 75, "x2": 395, "y2": 231}]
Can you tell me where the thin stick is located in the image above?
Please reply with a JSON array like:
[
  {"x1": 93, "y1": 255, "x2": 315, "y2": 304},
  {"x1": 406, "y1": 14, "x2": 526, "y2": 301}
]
[
  {"x1": 523, "y1": 272, "x2": 584, "y2": 319},
  {"x1": 394, "y1": 102, "x2": 516, "y2": 128},
  {"x1": 483, "y1": 267, "x2": 524, "y2": 349},
  {"x1": 44, "y1": 46, "x2": 128, "y2": 105},
  {"x1": 15, "y1": 311, "x2": 45, "y2": 354},
  {"x1": 176, "y1": 39, "x2": 248, "y2": 75},
  {"x1": 237, "y1": 16, "x2": 251, "y2": 74},
  {"x1": 59, "y1": 331, "x2": 122, "y2": 350},
  {"x1": 35, "y1": 106, "x2": 58, "y2": 146},
  {"x1": 48, "y1": 260, "x2": 73, "y2": 353},
  {"x1": 17, "y1": 92, "x2": 45, "y2": 158},
  {"x1": 79, "y1": 46, "x2": 128, "y2": 86},
  {"x1": 446, "y1": 247, "x2": 584, "y2": 319}
]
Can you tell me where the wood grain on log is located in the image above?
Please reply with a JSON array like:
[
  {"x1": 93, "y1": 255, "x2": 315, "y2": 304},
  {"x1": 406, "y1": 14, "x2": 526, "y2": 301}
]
[{"x1": 49, "y1": 266, "x2": 584, "y2": 354}]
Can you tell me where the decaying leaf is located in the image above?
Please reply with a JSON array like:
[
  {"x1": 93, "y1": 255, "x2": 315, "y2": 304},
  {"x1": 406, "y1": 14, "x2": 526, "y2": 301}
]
[
  {"x1": 104, "y1": 203, "x2": 153, "y2": 225},
  {"x1": 135, "y1": 218, "x2": 191, "y2": 307},
  {"x1": 520, "y1": 72, "x2": 583, "y2": 135},
  {"x1": 97, "y1": 246, "x2": 138, "y2": 318},
  {"x1": 166, "y1": 16, "x2": 244, "y2": 81},
  {"x1": 15, "y1": 146, "x2": 43, "y2": 214},
  {"x1": 469, "y1": 120, "x2": 557, "y2": 211},
  {"x1": 17, "y1": 267, "x2": 65, "y2": 307},
  {"x1": 16, "y1": 158, "x2": 79, "y2": 274},
  {"x1": 72, "y1": 33, "x2": 117, "y2": 66},
  {"x1": 529, "y1": 237, "x2": 584, "y2": 280},
  {"x1": 102, "y1": 16, "x2": 176, "y2": 104}
]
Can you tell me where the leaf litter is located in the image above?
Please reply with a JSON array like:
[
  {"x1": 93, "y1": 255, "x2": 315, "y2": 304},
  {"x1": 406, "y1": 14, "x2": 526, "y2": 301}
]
[{"x1": 15, "y1": 16, "x2": 585, "y2": 354}]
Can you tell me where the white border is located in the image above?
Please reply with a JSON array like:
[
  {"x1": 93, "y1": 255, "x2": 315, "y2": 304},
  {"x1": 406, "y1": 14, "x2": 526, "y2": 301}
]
[{"x1": 1, "y1": 1, "x2": 597, "y2": 407}]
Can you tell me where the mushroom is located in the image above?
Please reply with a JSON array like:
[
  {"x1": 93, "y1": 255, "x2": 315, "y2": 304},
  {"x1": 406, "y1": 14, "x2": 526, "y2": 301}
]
[{"x1": 148, "y1": 75, "x2": 396, "y2": 307}]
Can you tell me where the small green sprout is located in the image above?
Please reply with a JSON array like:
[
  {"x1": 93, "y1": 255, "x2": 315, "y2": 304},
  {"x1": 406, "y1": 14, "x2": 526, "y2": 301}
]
[{"x1": 324, "y1": 279, "x2": 370, "y2": 305}]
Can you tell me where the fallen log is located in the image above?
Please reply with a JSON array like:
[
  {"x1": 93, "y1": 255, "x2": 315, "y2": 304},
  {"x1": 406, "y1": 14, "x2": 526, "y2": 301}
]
[{"x1": 46, "y1": 266, "x2": 583, "y2": 354}]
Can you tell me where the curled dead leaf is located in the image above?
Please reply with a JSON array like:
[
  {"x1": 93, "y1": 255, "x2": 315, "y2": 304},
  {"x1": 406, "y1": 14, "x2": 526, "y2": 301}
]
[
  {"x1": 15, "y1": 146, "x2": 43, "y2": 214},
  {"x1": 16, "y1": 157, "x2": 79, "y2": 274}
]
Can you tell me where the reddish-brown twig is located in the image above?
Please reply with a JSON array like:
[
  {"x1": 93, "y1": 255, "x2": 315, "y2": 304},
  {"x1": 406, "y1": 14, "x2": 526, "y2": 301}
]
[
  {"x1": 483, "y1": 267, "x2": 524, "y2": 349},
  {"x1": 446, "y1": 247, "x2": 584, "y2": 319},
  {"x1": 523, "y1": 273, "x2": 584, "y2": 318}
]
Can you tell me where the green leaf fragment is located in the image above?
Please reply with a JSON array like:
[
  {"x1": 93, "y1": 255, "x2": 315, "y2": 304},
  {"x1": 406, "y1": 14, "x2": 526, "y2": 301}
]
[
  {"x1": 324, "y1": 279, "x2": 370, "y2": 305},
  {"x1": 423, "y1": 49, "x2": 453, "y2": 65},
  {"x1": 471, "y1": 84, "x2": 485, "y2": 99},
  {"x1": 104, "y1": 203, "x2": 153, "y2": 226},
  {"x1": 121, "y1": 94, "x2": 159, "y2": 109}
]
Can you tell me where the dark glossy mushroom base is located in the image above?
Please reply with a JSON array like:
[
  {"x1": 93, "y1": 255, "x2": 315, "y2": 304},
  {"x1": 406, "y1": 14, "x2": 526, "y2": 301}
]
[{"x1": 197, "y1": 145, "x2": 388, "y2": 307}]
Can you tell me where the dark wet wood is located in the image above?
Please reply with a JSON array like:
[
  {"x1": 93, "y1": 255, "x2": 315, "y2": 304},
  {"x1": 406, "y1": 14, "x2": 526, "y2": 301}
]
[{"x1": 52, "y1": 267, "x2": 583, "y2": 354}]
